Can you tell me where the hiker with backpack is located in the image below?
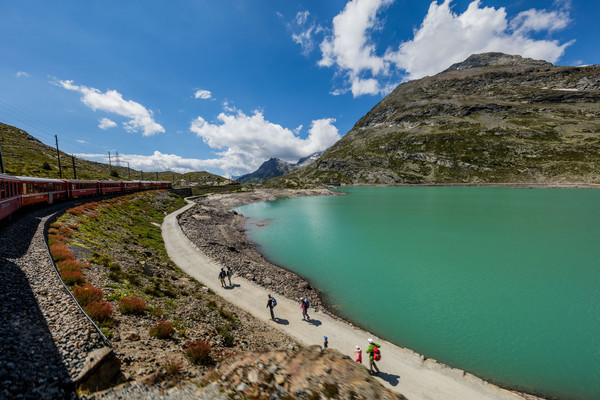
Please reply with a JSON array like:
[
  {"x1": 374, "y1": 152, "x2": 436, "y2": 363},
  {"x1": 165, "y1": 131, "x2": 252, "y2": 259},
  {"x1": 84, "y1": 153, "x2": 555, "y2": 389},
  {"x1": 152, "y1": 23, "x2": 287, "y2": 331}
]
[
  {"x1": 218, "y1": 268, "x2": 227, "y2": 288},
  {"x1": 266, "y1": 294, "x2": 277, "y2": 320},
  {"x1": 226, "y1": 266, "x2": 233, "y2": 287},
  {"x1": 366, "y1": 338, "x2": 381, "y2": 375},
  {"x1": 300, "y1": 297, "x2": 310, "y2": 321}
]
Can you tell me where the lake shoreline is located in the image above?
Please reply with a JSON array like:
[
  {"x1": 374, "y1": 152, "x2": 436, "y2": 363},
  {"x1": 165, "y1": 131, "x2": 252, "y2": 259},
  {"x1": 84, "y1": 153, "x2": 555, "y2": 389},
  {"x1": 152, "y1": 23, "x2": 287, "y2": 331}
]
[{"x1": 176, "y1": 187, "x2": 570, "y2": 399}]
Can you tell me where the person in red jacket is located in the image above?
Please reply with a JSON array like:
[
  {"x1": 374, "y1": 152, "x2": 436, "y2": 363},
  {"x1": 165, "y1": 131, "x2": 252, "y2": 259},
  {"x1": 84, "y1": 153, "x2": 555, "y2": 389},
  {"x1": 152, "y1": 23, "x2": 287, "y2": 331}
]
[{"x1": 366, "y1": 338, "x2": 381, "y2": 375}]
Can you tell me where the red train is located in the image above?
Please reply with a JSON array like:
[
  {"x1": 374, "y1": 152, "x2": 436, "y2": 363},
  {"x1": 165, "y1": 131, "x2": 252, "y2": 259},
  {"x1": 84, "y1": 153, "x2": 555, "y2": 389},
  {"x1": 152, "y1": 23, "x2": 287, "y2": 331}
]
[{"x1": 0, "y1": 174, "x2": 171, "y2": 222}]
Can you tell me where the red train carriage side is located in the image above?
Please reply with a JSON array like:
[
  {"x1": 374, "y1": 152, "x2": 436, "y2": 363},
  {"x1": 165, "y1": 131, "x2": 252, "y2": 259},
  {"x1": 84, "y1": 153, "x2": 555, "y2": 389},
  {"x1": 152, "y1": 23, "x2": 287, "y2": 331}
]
[
  {"x1": 65, "y1": 180, "x2": 99, "y2": 198},
  {"x1": 122, "y1": 181, "x2": 141, "y2": 192},
  {"x1": 19, "y1": 176, "x2": 68, "y2": 206},
  {"x1": 139, "y1": 181, "x2": 153, "y2": 190},
  {"x1": 99, "y1": 181, "x2": 123, "y2": 194},
  {"x1": 0, "y1": 174, "x2": 22, "y2": 221}
]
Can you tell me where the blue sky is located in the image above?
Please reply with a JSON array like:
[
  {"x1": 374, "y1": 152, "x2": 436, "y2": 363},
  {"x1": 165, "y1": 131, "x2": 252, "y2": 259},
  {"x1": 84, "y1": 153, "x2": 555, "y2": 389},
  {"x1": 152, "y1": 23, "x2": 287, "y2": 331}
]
[{"x1": 1, "y1": 0, "x2": 597, "y2": 178}]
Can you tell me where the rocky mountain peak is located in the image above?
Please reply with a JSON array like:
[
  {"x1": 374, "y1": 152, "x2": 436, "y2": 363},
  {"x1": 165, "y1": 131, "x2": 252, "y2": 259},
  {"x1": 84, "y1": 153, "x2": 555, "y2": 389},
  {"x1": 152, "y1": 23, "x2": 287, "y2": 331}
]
[{"x1": 443, "y1": 52, "x2": 553, "y2": 72}]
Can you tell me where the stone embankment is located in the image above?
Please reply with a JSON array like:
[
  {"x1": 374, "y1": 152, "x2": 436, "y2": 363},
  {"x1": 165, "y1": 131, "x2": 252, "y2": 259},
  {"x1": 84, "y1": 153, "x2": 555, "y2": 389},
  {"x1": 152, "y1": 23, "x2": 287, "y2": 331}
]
[
  {"x1": 179, "y1": 188, "x2": 341, "y2": 317},
  {"x1": 0, "y1": 203, "x2": 112, "y2": 399}
]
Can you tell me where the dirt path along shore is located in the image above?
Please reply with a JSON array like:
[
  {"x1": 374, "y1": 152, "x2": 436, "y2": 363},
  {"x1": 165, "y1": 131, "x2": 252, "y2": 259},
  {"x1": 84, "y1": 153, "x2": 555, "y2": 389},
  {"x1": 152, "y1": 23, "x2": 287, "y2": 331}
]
[{"x1": 162, "y1": 198, "x2": 526, "y2": 400}]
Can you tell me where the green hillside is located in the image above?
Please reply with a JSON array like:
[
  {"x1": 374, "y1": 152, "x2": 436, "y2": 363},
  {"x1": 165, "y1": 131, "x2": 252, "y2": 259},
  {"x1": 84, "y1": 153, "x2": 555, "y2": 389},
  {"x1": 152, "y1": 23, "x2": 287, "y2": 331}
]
[
  {"x1": 266, "y1": 53, "x2": 600, "y2": 187},
  {"x1": 0, "y1": 122, "x2": 233, "y2": 187}
]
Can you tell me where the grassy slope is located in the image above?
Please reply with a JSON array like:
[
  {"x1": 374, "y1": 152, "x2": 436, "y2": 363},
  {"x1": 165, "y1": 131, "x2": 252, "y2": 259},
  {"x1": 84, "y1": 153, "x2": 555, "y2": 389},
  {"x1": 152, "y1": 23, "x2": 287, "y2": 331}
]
[
  {"x1": 0, "y1": 122, "x2": 234, "y2": 186},
  {"x1": 51, "y1": 190, "x2": 293, "y2": 385},
  {"x1": 266, "y1": 64, "x2": 600, "y2": 186}
]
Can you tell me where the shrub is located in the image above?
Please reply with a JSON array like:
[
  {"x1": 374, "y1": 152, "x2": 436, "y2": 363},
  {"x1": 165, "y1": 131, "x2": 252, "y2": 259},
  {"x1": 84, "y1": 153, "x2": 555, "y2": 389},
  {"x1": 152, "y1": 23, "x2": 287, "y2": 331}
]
[
  {"x1": 58, "y1": 259, "x2": 83, "y2": 273},
  {"x1": 57, "y1": 227, "x2": 73, "y2": 237},
  {"x1": 84, "y1": 301, "x2": 113, "y2": 324},
  {"x1": 68, "y1": 224, "x2": 79, "y2": 230},
  {"x1": 184, "y1": 340, "x2": 212, "y2": 365},
  {"x1": 163, "y1": 357, "x2": 183, "y2": 378},
  {"x1": 50, "y1": 244, "x2": 74, "y2": 262},
  {"x1": 47, "y1": 234, "x2": 66, "y2": 246},
  {"x1": 149, "y1": 319, "x2": 175, "y2": 339},
  {"x1": 61, "y1": 269, "x2": 85, "y2": 286},
  {"x1": 67, "y1": 206, "x2": 86, "y2": 216},
  {"x1": 73, "y1": 284, "x2": 104, "y2": 307},
  {"x1": 119, "y1": 296, "x2": 147, "y2": 315}
]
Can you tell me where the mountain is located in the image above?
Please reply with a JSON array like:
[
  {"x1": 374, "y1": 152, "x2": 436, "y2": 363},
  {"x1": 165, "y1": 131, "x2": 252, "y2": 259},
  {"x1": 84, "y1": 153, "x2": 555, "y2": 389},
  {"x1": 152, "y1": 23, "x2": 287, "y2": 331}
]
[
  {"x1": 237, "y1": 151, "x2": 324, "y2": 184},
  {"x1": 0, "y1": 122, "x2": 232, "y2": 186},
  {"x1": 266, "y1": 53, "x2": 600, "y2": 186}
]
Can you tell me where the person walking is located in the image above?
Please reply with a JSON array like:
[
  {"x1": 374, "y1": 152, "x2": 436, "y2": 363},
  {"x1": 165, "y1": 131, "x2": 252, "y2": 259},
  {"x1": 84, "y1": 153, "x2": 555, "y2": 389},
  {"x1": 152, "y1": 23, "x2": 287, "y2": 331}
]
[
  {"x1": 354, "y1": 345, "x2": 362, "y2": 363},
  {"x1": 366, "y1": 338, "x2": 381, "y2": 375},
  {"x1": 323, "y1": 336, "x2": 328, "y2": 348},
  {"x1": 266, "y1": 294, "x2": 276, "y2": 320},
  {"x1": 226, "y1": 266, "x2": 233, "y2": 287},
  {"x1": 218, "y1": 268, "x2": 227, "y2": 288},
  {"x1": 300, "y1": 297, "x2": 310, "y2": 320}
]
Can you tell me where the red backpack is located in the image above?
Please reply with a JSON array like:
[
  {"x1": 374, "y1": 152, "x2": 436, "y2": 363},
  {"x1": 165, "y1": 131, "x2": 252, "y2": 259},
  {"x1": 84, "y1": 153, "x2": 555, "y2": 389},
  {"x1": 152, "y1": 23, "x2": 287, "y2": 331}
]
[{"x1": 373, "y1": 346, "x2": 381, "y2": 361}]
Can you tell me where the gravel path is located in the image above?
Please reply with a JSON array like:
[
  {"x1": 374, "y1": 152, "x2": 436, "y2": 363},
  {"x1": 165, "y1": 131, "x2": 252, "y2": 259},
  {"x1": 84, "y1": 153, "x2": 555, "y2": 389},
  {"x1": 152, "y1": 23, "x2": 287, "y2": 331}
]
[{"x1": 0, "y1": 204, "x2": 107, "y2": 399}]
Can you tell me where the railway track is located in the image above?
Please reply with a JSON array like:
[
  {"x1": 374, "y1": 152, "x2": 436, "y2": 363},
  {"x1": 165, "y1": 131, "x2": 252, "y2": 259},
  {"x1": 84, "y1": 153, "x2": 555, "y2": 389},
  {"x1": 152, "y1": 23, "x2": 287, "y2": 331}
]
[{"x1": 0, "y1": 200, "x2": 107, "y2": 399}]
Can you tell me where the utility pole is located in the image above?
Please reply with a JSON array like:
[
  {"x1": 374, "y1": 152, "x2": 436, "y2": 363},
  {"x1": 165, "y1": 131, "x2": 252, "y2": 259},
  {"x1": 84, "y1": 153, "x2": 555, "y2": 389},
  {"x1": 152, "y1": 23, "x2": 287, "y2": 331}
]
[
  {"x1": 140, "y1": 170, "x2": 143, "y2": 180},
  {"x1": 127, "y1": 161, "x2": 130, "y2": 180},
  {"x1": 156, "y1": 171, "x2": 159, "y2": 181},
  {"x1": 0, "y1": 144, "x2": 5, "y2": 174},
  {"x1": 55, "y1": 135, "x2": 62, "y2": 178},
  {"x1": 108, "y1": 151, "x2": 112, "y2": 168},
  {"x1": 71, "y1": 154, "x2": 77, "y2": 179}
]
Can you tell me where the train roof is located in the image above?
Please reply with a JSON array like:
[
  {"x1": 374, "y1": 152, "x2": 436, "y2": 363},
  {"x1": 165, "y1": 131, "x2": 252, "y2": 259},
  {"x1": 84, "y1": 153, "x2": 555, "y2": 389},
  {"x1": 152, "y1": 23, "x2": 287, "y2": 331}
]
[
  {"x1": 0, "y1": 174, "x2": 21, "y2": 181},
  {"x1": 13, "y1": 176, "x2": 67, "y2": 183}
]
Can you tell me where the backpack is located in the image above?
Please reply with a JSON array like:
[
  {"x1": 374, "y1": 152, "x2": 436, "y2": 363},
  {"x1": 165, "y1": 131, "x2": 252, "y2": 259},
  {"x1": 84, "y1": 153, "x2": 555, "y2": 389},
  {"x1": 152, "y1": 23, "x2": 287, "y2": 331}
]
[
  {"x1": 271, "y1": 297, "x2": 277, "y2": 307},
  {"x1": 227, "y1": 269, "x2": 233, "y2": 277},
  {"x1": 218, "y1": 270, "x2": 225, "y2": 279},
  {"x1": 373, "y1": 346, "x2": 381, "y2": 361},
  {"x1": 304, "y1": 299, "x2": 310, "y2": 309}
]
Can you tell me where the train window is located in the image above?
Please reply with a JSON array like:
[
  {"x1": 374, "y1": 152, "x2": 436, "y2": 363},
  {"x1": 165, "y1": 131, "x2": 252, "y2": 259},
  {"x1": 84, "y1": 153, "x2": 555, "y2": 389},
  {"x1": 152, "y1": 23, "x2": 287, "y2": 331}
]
[{"x1": 1, "y1": 182, "x2": 5, "y2": 199}]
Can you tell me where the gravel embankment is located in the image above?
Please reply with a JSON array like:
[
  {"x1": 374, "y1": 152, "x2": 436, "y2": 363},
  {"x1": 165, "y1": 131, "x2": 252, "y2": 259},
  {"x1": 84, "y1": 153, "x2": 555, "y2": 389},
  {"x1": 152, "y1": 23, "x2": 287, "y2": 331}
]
[{"x1": 0, "y1": 204, "x2": 106, "y2": 399}]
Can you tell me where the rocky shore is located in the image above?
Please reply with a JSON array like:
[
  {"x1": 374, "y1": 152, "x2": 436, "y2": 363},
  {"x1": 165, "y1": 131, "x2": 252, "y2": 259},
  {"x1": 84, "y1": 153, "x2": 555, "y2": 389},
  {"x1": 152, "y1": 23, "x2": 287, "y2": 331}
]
[{"x1": 179, "y1": 188, "x2": 342, "y2": 318}]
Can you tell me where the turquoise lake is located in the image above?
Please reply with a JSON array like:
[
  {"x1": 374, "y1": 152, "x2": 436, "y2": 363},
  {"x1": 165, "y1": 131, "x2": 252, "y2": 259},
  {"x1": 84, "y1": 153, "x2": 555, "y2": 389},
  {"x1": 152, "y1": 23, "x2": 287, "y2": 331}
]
[{"x1": 235, "y1": 186, "x2": 600, "y2": 400}]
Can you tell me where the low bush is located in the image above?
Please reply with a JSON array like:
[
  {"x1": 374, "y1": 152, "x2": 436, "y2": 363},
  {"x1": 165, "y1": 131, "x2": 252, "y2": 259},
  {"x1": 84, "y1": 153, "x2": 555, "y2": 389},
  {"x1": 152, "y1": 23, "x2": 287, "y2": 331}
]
[
  {"x1": 149, "y1": 319, "x2": 175, "y2": 339},
  {"x1": 73, "y1": 284, "x2": 104, "y2": 307},
  {"x1": 61, "y1": 269, "x2": 85, "y2": 286},
  {"x1": 50, "y1": 244, "x2": 74, "y2": 261},
  {"x1": 47, "y1": 234, "x2": 66, "y2": 246},
  {"x1": 119, "y1": 296, "x2": 147, "y2": 315},
  {"x1": 184, "y1": 339, "x2": 212, "y2": 365},
  {"x1": 58, "y1": 259, "x2": 83, "y2": 273},
  {"x1": 84, "y1": 300, "x2": 113, "y2": 324}
]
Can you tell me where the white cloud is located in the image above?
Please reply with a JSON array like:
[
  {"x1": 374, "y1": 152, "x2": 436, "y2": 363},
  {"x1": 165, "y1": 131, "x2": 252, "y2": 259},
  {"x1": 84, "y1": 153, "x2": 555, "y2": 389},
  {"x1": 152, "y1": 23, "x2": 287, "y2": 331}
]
[
  {"x1": 316, "y1": 0, "x2": 573, "y2": 94},
  {"x1": 98, "y1": 117, "x2": 117, "y2": 130},
  {"x1": 319, "y1": 0, "x2": 392, "y2": 77},
  {"x1": 16, "y1": 71, "x2": 30, "y2": 78},
  {"x1": 288, "y1": 10, "x2": 323, "y2": 55},
  {"x1": 58, "y1": 80, "x2": 165, "y2": 136},
  {"x1": 385, "y1": 0, "x2": 573, "y2": 80},
  {"x1": 194, "y1": 89, "x2": 212, "y2": 100},
  {"x1": 74, "y1": 151, "x2": 225, "y2": 174},
  {"x1": 189, "y1": 109, "x2": 340, "y2": 177},
  {"x1": 510, "y1": 8, "x2": 570, "y2": 34}
]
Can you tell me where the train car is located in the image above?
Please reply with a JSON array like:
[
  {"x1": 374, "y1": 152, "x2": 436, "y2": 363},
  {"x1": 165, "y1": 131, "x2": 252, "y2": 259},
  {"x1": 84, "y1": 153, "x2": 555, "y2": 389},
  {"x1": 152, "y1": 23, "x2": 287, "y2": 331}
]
[
  {"x1": 0, "y1": 174, "x2": 22, "y2": 221},
  {"x1": 99, "y1": 180, "x2": 123, "y2": 195},
  {"x1": 65, "y1": 179, "x2": 99, "y2": 198},
  {"x1": 122, "y1": 181, "x2": 141, "y2": 192},
  {"x1": 139, "y1": 181, "x2": 153, "y2": 190},
  {"x1": 158, "y1": 181, "x2": 172, "y2": 189},
  {"x1": 19, "y1": 176, "x2": 68, "y2": 206}
]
